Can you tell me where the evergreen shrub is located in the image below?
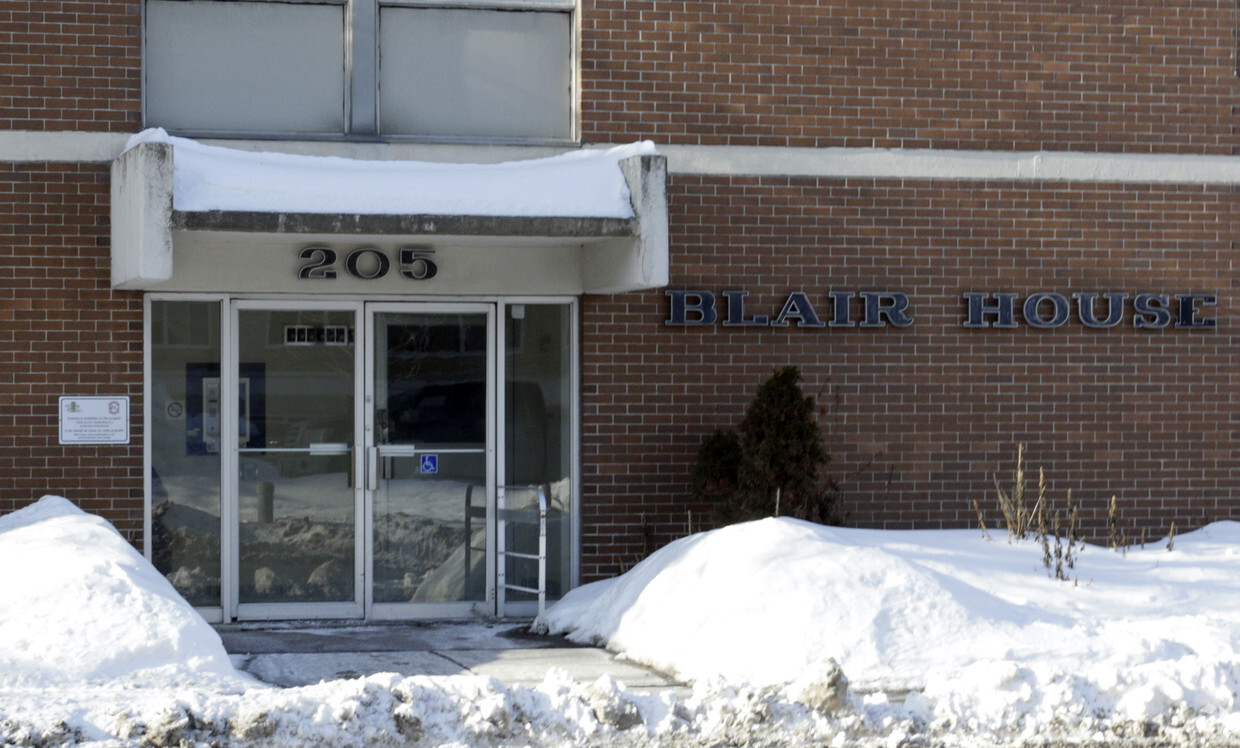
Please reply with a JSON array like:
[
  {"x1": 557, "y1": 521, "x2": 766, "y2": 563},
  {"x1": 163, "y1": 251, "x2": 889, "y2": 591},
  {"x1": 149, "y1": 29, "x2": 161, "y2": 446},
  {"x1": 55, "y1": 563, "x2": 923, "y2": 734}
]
[{"x1": 692, "y1": 366, "x2": 840, "y2": 525}]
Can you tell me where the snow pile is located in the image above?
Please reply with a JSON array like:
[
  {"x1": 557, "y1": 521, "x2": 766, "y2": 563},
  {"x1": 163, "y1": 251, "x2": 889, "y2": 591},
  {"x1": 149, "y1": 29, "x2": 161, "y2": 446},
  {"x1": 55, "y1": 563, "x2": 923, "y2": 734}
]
[
  {"x1": 542, "y1": 516, "x2": 1240, "y2": 744},
  {"x1": 7, "y1": 496, "x2": 1240, "y2": 746},
  {"x1": 123, "y1": 128, "x2": 655, "y2": 218},
  {"x1": 0, "y1": 496, "x2": 239, "y2": 690},
  {"x1": 0, "y1": 497, "x2": 842, "y2": 747}
]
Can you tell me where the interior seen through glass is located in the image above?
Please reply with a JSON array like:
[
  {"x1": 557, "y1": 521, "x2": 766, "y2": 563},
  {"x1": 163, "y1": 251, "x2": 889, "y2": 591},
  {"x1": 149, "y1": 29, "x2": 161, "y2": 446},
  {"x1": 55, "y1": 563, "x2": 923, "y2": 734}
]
[
  {"x1": 373, "y1": 312, "x2": 489, "y2": 603},
  {"x1": 237, "y1": 309, "x2": 356, "y2": 605},
  {"x1": 150, "y1": 300, "x2": 223, "y2": 607},
  {"x1": 149, "y1": 300, "x2": 574, "y2": 615}
]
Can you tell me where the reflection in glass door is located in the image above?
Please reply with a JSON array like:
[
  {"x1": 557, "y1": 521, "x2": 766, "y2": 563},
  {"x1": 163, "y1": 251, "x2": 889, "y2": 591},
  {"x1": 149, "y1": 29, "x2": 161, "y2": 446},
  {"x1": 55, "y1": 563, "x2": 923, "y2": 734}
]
[
  {"x1": 368, "y1": 305, "x2": 494, "y2": 616},
  {"x1": 149, "y1": 299, "x2": 224, "y2": 611},
  {"x1": 152, "y1": 298, "x2": 576, "y2": 620},
  {"x1": 233, "y1": 304, "x2": 362, "y2": 618}
]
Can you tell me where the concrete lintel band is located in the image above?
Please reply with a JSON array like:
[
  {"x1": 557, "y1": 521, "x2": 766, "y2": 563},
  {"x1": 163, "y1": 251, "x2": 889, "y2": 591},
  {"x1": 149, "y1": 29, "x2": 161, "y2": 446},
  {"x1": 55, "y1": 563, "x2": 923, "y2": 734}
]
[
  {"x1": 655, "y1": 145, "x2": 1240, "y2": 185},
  {"x1": 13, "y1": 130, "x2": 1240, "y2": 186}
]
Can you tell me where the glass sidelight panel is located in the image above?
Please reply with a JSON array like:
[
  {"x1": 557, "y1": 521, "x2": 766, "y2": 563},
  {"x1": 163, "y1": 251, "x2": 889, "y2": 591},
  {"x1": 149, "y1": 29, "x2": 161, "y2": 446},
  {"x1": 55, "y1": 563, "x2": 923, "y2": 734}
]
[
  {"x1": 372, "y1": 311, "x2": 490, "y2": 605},
  {"x1": 502, "y1": 303, "x2": 574, "y2": 603},
  {"x1": 236, "y1": 308, "x2": 358, "y2": 606},
  {"x1": 150, "y1": 300, "x2": 223, "y2": 607}
]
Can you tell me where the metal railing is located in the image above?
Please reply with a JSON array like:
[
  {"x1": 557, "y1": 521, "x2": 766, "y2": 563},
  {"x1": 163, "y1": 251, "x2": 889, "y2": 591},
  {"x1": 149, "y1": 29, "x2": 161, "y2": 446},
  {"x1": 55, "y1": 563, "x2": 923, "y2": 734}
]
[{"x1": 496, "y1": 484, "x2": 548, "y2": 618}]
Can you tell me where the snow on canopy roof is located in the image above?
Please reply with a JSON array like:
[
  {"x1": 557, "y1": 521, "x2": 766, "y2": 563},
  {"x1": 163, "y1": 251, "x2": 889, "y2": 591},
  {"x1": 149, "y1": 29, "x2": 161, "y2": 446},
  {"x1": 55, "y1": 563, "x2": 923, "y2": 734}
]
[{"x1": 123, "y1": 129, "x2": 658, "y2": 219}]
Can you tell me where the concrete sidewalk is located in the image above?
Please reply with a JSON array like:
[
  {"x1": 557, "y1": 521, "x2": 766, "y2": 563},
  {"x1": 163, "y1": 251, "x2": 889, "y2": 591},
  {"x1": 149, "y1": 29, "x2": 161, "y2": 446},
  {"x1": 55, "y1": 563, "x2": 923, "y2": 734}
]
[{"x1": 217, "y1": 621, "x2": 686, "y2": 694}]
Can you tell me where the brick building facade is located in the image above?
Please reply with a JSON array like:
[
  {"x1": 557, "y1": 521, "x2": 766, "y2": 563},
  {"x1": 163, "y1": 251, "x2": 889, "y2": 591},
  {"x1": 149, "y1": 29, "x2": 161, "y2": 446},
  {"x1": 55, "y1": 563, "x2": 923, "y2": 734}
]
[{"x1": 2, "y1": 1, "x2": 1238, "y2": 618}]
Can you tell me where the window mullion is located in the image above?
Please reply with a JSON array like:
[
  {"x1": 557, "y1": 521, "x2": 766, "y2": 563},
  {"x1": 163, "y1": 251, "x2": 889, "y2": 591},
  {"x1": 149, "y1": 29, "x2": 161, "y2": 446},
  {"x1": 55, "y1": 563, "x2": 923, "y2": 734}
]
[{"x1": 349, "y1": 0, "x2": 379, "y2": 135}]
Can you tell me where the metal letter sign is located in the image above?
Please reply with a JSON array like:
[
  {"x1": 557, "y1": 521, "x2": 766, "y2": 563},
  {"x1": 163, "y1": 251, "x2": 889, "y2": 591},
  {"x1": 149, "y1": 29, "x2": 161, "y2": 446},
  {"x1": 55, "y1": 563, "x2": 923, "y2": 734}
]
[
  {"x1": 961, "y1": 292, "x2": 1216, "y2": 329},
  {"x1": 420, "y1": 454, "x2": 439, "y2": 475},
  {"x1": 667, "y1": 289, "x2": 913, "y2": 328},
  {"x1": 297, "y1": 246, "x2": 437, "y2": 281},
  {"x1": 667, "y1": 288, "x2": 1216, "y2": 331}
]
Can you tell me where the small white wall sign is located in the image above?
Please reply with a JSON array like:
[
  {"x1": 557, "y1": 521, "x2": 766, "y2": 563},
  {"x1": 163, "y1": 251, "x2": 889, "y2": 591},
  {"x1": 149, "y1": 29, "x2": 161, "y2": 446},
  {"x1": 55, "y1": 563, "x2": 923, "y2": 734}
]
[{"x1": 59, "y1": 396, "x2": 130, "y2": 445}]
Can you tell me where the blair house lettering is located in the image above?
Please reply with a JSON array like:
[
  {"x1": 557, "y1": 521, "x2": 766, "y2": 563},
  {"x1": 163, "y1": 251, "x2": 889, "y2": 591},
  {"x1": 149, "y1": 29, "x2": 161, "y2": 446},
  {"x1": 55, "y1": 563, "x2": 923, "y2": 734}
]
[{"x1": 666, "y1": 290, "x2": 1217, "y2": 330}]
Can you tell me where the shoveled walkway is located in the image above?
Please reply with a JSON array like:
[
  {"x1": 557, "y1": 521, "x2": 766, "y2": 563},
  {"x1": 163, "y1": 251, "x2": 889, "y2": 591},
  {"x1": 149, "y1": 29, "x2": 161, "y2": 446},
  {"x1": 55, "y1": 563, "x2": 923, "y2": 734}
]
[{"x1": 217, "y1": 620, "x2": 686, "y2": 694}]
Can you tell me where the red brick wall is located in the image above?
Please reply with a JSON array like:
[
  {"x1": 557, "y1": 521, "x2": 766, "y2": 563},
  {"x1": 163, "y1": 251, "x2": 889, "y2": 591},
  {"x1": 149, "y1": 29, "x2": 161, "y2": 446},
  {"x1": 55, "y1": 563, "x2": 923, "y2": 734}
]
[
  {"x1": 582, "y1": 0, "x2": 1240, "y2": 153},
  {"x1": 0, "y1": 164, "x2": 144, "y2": 541},
  {"x1": 5, "y1": 0, "x2": 1236, "y2": 148},
  {"x1": 0, "y1": 0, "x2": 141, "y2": 131},
  {"x1": 3, "y1": 0, "x2": 1238, "y2": 582},
  {"x1": 579, "y1": 176, "x2": 1238, "y2": 580},
  {"x1": 10, "y1": 0, "x2": 1234, "y2": 150}
]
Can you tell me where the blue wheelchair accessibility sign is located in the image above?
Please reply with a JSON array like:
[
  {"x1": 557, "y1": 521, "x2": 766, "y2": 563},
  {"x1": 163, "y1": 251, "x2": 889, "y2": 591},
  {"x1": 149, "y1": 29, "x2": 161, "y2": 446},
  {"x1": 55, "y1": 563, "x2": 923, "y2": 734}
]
[{"x1": 420, "y1": 454, "x2": 438, "y2": 475}]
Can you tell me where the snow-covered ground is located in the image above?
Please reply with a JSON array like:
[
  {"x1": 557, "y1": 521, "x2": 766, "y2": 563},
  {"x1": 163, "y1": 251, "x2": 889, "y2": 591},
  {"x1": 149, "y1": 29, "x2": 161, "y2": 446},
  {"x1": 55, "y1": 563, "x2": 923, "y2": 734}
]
[{"x1": 5, "y1": 495, "x2": 1240, "y2": 746}]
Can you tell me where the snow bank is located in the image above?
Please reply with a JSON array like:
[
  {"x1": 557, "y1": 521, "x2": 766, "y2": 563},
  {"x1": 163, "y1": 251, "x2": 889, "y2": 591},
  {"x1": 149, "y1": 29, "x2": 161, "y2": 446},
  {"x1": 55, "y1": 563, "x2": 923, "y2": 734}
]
[
  {"x1": 123, "y1": 128, "x2": 656, "y2": 218},
  {"x1": 0, "y1": 496, "x2": 240, "y2": 690},
  {"x1": 541, "y1": 518, "x2": 1006, "y2": 687},
  {"x1": 8, "y1": 497, "x2": 1240, "y2": 746},
  {"x1": 541, "y1": 516, "x2": 1240, "y2": 743},
  {"x1": 0, "y1": 498, "x2": 845, "y2": 747}
]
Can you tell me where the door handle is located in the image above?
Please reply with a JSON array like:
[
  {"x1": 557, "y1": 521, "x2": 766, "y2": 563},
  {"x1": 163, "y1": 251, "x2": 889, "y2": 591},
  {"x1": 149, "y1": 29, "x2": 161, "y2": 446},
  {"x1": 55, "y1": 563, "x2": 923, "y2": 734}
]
[{"x1": 367, "y1": 447, "x2": 379, "y2": 491}]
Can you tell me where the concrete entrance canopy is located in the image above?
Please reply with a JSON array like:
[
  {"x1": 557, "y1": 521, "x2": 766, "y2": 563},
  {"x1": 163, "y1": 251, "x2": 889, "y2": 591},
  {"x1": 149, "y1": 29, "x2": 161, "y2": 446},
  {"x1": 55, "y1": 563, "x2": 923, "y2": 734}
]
[{"x1": 110, "y1": 131, "x2": 668, "y2": 296}]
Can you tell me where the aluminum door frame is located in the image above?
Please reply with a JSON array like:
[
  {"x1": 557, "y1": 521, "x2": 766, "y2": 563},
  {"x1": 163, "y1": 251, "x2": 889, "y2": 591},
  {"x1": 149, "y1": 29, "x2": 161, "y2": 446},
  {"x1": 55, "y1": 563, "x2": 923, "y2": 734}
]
[
  {"x1": 364, "y1": 301, "x2": 498, "y2": 620},
  {"x1": 227, "y1": 299, "x2": 366, "y2": 622}
]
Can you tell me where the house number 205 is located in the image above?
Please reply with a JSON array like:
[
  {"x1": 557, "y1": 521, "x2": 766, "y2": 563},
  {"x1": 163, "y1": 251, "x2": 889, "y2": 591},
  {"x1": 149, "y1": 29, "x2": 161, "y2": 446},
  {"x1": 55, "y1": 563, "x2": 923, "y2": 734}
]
[{"x1": 297, "y1": 246, "x2": 438, "y2": 281}]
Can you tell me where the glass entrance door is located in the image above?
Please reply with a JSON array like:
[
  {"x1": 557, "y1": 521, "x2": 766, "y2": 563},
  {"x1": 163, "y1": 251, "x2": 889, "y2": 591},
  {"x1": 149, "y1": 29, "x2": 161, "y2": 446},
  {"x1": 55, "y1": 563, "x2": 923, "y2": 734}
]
[
  {"x1": 208, "y1": 300, "x2": 511, "y2": 620},
  {"x1": 367, "y1": 304, "x2": 495, "y2": 618},
  {"x1": 232, "y1": 303, "x2": 363, "y2": 620}
]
